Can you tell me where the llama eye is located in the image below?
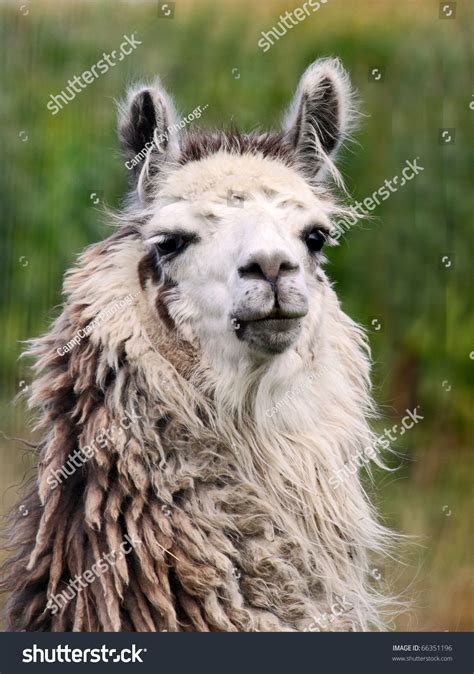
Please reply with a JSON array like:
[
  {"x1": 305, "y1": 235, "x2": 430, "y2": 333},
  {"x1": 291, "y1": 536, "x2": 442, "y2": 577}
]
[
  {"x1": 305, "y1": 229, "x2": 327, "y2": 253},
  {"x1": 155, "y1": 235, "x2": 188, "y2": 257}
]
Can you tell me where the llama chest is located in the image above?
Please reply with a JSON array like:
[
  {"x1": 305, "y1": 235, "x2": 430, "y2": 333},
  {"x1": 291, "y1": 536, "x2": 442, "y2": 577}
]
[{"x1": 150, "y1": 432, "x2": 341, "y2": 630}]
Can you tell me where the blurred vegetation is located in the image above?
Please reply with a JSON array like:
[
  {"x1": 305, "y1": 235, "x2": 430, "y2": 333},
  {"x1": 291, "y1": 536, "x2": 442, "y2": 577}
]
[{"x1": 0, "y1": 0, "x2": 472, "y2": 630}]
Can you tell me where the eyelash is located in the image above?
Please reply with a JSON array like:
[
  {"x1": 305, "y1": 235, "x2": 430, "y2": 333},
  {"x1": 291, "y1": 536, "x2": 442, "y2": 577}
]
[
  {"x1": 302, "y1": 227, "x2": 332, "y2": 253},
  {"x1": 146, "y1": 233, "x2": 198, "y2": 258}
]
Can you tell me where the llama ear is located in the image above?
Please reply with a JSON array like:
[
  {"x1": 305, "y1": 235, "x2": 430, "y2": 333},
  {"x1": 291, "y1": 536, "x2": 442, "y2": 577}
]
[
  {"x1": 283, "y1": 58, "x2": 354, "y2": 180},
  {"x1": 118, "y1": 80, "x2": 180, "y2": 198}
]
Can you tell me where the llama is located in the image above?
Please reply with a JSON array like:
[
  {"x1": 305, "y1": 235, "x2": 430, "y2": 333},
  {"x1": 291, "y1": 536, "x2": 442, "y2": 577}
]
[{"x1": 1, "y1": 58, "x2": 394, "y2": 632}]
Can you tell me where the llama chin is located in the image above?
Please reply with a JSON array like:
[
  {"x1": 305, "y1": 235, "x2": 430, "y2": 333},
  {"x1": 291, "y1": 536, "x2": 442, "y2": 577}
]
[{"x1": 1, "y1": 58, "x2": 398, "y2": 632}]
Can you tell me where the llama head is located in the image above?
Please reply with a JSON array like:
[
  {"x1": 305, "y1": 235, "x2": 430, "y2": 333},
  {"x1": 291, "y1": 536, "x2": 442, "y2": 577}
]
[{"x1": 118, "y1": 59, "x2": 354, "y2": 371}]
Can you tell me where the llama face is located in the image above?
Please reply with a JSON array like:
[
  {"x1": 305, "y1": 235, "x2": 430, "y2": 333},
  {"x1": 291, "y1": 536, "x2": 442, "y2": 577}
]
[
  {"x1": 140, "y1": 153, "x2": 336, "y2": 356},
  {"x1": 119, "y1": 58, "x2": 354, "y2": 361}
]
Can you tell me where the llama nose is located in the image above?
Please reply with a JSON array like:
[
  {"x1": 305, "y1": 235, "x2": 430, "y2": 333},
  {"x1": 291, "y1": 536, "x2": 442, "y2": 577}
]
[{"x1": 238, "y1": 252, "x2": 299, "y2": 286}]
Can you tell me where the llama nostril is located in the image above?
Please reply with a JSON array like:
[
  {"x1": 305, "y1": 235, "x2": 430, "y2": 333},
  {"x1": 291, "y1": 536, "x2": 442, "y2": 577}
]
[
  {"x1": 238, "y1": 261, "x2": 267, "y2": 281},
  {"x1": 238, "y1": 253, "x2": 299, "y2": 284}
]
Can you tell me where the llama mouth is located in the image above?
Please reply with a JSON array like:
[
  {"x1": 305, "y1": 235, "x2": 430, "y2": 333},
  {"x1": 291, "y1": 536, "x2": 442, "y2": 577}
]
[
  {"x1": 245, "y1": 317, "x2": 301, "y2": 330},
  {"x1": 233, "y1": 313, "x2": 303, "y2": 354},
  {"x1": 234, "y1": 307, "x2": 307, "y2": 323}
]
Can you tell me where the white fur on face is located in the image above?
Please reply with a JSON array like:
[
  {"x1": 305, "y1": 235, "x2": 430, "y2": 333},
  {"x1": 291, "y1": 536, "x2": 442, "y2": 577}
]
[{"x1": 141, "y1": 152, "x2": 336, "y2": 371}]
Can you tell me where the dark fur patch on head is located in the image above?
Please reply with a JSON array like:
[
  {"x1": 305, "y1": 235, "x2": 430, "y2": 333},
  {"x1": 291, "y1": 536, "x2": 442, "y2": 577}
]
[
  {"x1": 138, "y1": 248, "x2": 163, "y2": 290},
  {"x1": 155, "y1": 281, "x2": 177, "y2": 332},
  {"x1": 137, "y1": 249, "x2": 177, "y2": 330},
  {"x1": 179, "y1": 130, "x2": 296, "y2": 166}
]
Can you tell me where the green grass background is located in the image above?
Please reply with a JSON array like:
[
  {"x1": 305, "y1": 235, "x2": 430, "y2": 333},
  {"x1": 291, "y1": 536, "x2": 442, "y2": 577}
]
[{"x1": 0, "y1": 0, "x2": 472, "y2": 630}]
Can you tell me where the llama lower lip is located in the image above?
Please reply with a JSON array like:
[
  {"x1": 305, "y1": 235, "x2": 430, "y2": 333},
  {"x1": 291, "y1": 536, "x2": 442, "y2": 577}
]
[
  {"x1": 235, "y1": 317, "x2": 302, "y2": 354},
  {"x1": 246, "y1": 317, "x2": 301, "y2": 331}
]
